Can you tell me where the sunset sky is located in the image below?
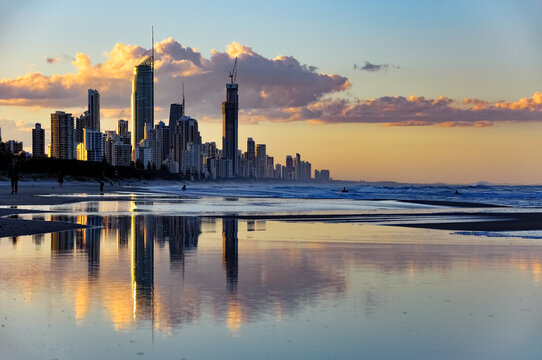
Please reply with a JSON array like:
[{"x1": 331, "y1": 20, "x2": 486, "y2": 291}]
[{"x1": 1, "y1": 0, "x2": 542, "y2": 183}]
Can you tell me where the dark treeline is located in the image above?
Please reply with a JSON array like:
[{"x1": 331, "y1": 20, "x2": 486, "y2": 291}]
[{"x1": 0, "y1": 153, "x2": 186, "y2": 181}]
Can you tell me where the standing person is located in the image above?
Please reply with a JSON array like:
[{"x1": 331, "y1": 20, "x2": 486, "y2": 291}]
[
  {"x1": 58, "y1": 170, "x2": 64, "y2": 188},
  {"x1": 8, "y1": 158, "x2": 19, "y2": 194}
]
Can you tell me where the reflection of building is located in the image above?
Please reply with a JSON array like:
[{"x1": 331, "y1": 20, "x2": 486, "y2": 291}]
[
  {"x1": 51, "y1": 231, "x2": 74, "y2": 253},
  {"x1": 32, "y1": 233, "x2": 44, "y2": 246},
  {"x1": 222, "y1": 217, "x2": 239, "y2": 293},
  {"x1": 85, "y1": 216, "x2": 102, "y2": 277},
  {"x1": 167, "y1": 217, "x2": 201, "y2": 268},
  {"x1": 131, "y1": 216, "x2": 154, "y2": 321}
]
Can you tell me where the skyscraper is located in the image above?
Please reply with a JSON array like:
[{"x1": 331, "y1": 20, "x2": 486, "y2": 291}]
[
  {"x1": 256, "y1": 144, "x2": 266, "y2": 178},
  {"x1": 32, "y1": 123, "x2": 45, "y2": 157},
  {"x1": 131, "y1": 56, "x2": 153, "y2": 160},
  {"x1": 247, "y1": 137, "x2": 255, "y2": 161},
  {"x1": 172, "y1": 116, "x2": 202, "y2": 166},
  {"x1": 222, "y1": 65, "x2": 239, "y2": 177},
  {"x1": 88, "y1": 89, "x2": 100, "y2": 131},
  {"x1": 51, "y1": 111, "x2": 75, "y2": 159}
]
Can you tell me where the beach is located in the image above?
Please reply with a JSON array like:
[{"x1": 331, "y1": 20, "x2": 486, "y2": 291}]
[
  {"x1": 1, "y1": 180, "x2": 542, "y2": 237},
  {"x1": 2, "y1": 182, "x2": 542, "y2": 359}
]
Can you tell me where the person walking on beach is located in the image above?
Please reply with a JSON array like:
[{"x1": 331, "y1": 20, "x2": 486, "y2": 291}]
[{"x1": 8, "y1": 158, "x2": 19, "y2": 194}]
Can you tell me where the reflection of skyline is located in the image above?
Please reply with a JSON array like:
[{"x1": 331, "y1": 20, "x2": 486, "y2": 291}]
[{"x1": 20, "y1": 214, "x2": 542, "y2": 336}]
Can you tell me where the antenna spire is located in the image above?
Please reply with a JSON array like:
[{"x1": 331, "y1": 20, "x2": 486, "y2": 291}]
[
  {"x1": 182, "y1": 82, "x2": 185, "y2": 110},
  {"x1": 151, "y1": 26, "x2": 154, "y2": 69}
]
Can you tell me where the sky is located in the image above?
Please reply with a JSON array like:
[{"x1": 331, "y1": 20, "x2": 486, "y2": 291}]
[{"x1": 1, "y1": 0, "x2": 542, "y2": 184}]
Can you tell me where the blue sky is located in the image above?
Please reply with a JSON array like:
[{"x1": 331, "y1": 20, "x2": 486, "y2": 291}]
[{"x1": 2, "y1": 0, "x2": 541, "y2": 100}]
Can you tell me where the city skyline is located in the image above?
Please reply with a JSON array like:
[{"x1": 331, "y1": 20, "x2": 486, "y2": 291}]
[{"x1": 1, "y1": 1, "x2": 542, "y2": 183}]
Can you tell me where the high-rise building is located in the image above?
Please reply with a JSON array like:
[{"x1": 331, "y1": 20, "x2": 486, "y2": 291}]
[
  {"x1": 75, "y1": 111, "x2": 91, "y2": 144},
  {"x1": 294, "y1": 153, "x2": 301, "y2": 180},
  {"x1": 222, "y1": 79, "x2": 239, "y2": 176},
  {"x1": 171, "y1": 116, "x2": 201, "y2": 167},
  {"x1": 155, "y1": 121, "x2": 169, "y2": 166},
  {"x1": 32, "y1": 123, "x2": 45, "y2": 157},
  {"x1": 315, "y1": 169, "x2": 331, "y2": 182},
  {"x1": 88, "y1": 89, "x2": 100, "y2": 131},
  {"x1": 81, "y1": 128, "x2": 104, "y2": 162},
  {"x1": 51, "y1": 111, "x2": 75, "y2": 159},
  {"x1": 168, "y1": 102, "x2": 184, "y2": 144},
  {"x1": 247, "y1": 138, "x2": 255, "y2": 161},
  {"x1": 131, "y1": 56, "x2": 153, "y2": 160},
  {"x1": 117, "y1": 119, "x2": 129, "y2": 137},
  {"x1": 256, "y1": 144, "x2": 266, "y2": 178},
  {"x1": 285, "y1": 155, "x2": 294, "y2": 180},
  {"x1": 6, "y1": 140, "x2": 23, "y2": 154}
]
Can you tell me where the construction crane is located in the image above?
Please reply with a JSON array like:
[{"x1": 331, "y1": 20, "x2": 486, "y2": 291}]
[{"x1": 228, "y1": 57, "x2": 238, "y2": 84}]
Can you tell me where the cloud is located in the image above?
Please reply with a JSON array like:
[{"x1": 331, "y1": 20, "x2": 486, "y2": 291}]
[
  {"x1": 0, "y1": 38, "x2": 349, "y2": 119},
  {"x1": 0, "y1": 118, "x2": 39, "y2": 148},
  {"x1": 250, "y1": 92, "x2": 542, "y2": 126},
  {"x1": 354, "y1": 61, "x2": 400, "y2": 72},
  {"x1": 2, "y1": 39, "x2": 542, "y2": 128},
  {"x1": 46, "y1": 57, "x2": 59, "y2": 64}
]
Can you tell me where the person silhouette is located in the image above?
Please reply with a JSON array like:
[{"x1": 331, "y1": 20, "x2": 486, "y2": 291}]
[{"x1": 8, "y1": 158, "x2": 19, "y2": 194}]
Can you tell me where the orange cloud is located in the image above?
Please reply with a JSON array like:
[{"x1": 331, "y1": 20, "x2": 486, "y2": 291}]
[{"x1": 0, "y1": 38, "x2": 349, "y2": 123}]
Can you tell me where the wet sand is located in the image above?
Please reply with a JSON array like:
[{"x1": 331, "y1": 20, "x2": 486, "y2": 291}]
[
  {"x1": 0, "y1": 180, "x2": 539, "y2": 238},
  {"x1": 0, "y1": 181, "x2": 132, "y2": 237}
]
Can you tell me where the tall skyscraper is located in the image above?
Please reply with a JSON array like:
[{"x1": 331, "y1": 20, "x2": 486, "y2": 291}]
[
  {"x1": 256, "y1": 144, "x2": 266, "y2": 178},
  {"x1": 131, "y1": 56, "x2": 154, "y2": 159},
  {"x1": 222, "y1": 61, "x2": 239, "y2": 176},
  {"x1": 88, "y1": 89, "x2": 100, "y2": 131},
  {"x1": 32, "y1": 123, "x2": 45, "y2": 157},
  {"x1": 51, "y1": 111, "x2": 75, "y2": 159}
]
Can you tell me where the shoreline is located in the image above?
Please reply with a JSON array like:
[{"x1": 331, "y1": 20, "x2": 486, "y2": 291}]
[{"x1": 0, "y1": 180, "x2": 539, "y2": 238}]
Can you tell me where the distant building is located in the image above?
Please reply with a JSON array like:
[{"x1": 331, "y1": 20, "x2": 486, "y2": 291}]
[
  {"x1": 113, "y1": 142, "x2": 131, "y2": 167},
  {"x1": 88, "y1": 89, "x2": 100, "y2": 131},
  {"x1": 168, "y1": 102, "x2": 184, "y2": 143},
  {"x1": 6, "y1": 140, "x2": 23, "y2": 154},
  {"x1": 104, "y1": 131, "x2": 131, "y2": 167},
  {"x1": 171, "y1": 116, "x2": 201, "y2": 169},
  {"x1": 255, "y1": 144, "x2": 266, "y2": 178},
  {"x1": 82, "y1": 128, "x2": 104, "y2": 162},
  {"x1": 315, "y1": 169, "x2": 330, "y2": 182},
  {"x1": 75, "y1": 111, "x2": 91, "y2": 144},
  {"x1": 131, "y1": 56, "x2": 153, "y2": 160},
  {"x1": 117, "y1": 119, "x2": 129, "y2": 137},
  {"x1": 51, "y1": 111, "x2": 75, "y2": 159},
  {"x1": 32, "y1": 123, "x2": 45, "y2": 157},
  {"x1": 135, "y1": 139, "x2": 152, "y2": 169},
  {"x1": 285, "y1": 155, "x2": 294, "y2": 180}
]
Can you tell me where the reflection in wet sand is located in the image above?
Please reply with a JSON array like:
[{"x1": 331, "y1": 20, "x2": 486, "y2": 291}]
[{"x1": 4, "y1": 212, "x2": 542, "y2": 359}]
